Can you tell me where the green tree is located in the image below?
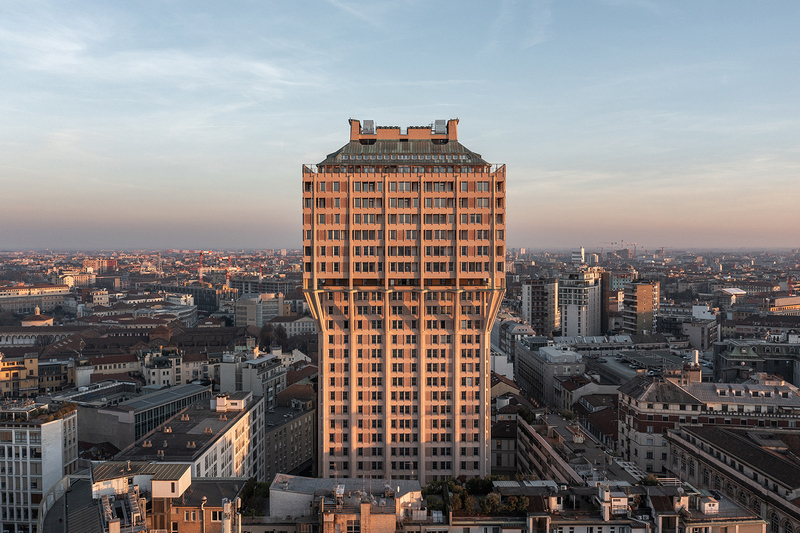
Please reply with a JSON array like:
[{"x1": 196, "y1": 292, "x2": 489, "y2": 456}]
[
  {"x1": 463, "y1": 495, "x2": 478, "y2": 516},
  {"x1": 641, "y1": 474, "x2": 659, "y2": 486},
  {"x1": 479, "y1": 492, "x2": 501, "y2": 515}
]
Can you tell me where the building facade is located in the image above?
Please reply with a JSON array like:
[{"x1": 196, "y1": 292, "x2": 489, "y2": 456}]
[
  {"x1": 0, "y1": 400, "x2": 78, "y2": 533},
  {"x1": 559, "y1": 267, "x2": 602, "y2": 337},
  {"x1": 302, "y1": 119, "x2": 506, "y2": 482},
  {"x1": 515, "y1": 342, "x2": 584, "y2": 408},
  {"x1": 622, "y1": 281, "x2": 660, "y2": 335},
  {"x1": 666, "y1": 425, "x2": 799, "y2": 533},
  {"x1": 619, "y1": 369, "x2": 800, "y2": 474},
  {"x1": 115, "y1": 392, "x2": 266, "y2": 483},
  {"x1": 521, "y1": 278, "x2": 559, "y2": 337}
]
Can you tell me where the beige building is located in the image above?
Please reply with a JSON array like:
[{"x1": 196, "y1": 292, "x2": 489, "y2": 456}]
[
  {"x1": 302, "y1": 119, "x2": 506, "y2": 483},
  {"x1": 262, "y1": 474, "x2": 424, "y2": 533},
  {"x1": 0, "y1": 351, "x2": 39, "y2": 398},
  {"x1": 0, "y1": 284, "x2": 70, "y2": 314}
]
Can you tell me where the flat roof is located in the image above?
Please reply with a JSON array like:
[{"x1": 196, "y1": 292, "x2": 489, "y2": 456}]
[
  {"x1": 115, "y1": 395, "x2": 261, "y2": 462},
  {"x1": 271, "y1": 473, "x2": 420, "y2": 499},
  {"x1": 120, "y1": 384, "x2": 211, "y2": 412}
]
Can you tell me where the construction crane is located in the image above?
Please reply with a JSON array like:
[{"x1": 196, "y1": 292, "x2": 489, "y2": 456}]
[{"x1": 598, "y1": 241, "x2": 618, "y2": 259}]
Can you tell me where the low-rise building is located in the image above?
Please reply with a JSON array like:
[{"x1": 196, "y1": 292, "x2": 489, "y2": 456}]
[
  {"x1": 257, "y1": 474, "x2": 423, "y2": 533},
  {"x1": 40, "y1": 461, "x2": 247, "y2": 533},
  {"x1": 666, "y1": 425, "x2": 799, "y2": 533}
]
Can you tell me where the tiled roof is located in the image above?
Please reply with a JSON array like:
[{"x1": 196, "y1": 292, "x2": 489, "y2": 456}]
[
  {"x1": 682, "y1": 426, "x2": 800, "y2": 488},
  {"x1": 319, "y1": 139, "x2": 488, "y2": 165}
]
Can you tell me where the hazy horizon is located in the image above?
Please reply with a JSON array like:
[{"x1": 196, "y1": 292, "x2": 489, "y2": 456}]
[{"x1": 2, "y1": 1, "x2": 799, "y2": 250}]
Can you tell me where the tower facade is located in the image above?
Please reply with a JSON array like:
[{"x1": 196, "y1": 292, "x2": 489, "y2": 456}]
[{"x1": 302, "y1": 119, "x2": 506, "y2": 483}]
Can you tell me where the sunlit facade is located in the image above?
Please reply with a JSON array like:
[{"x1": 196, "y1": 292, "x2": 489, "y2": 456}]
[{"x1": 302, "y1": 119, "x2": 506, "y2": 483}]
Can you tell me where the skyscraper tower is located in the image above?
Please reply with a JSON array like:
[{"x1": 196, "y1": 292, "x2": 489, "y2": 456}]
[{"x1": 302, "y1": 119, "x2": 506, "y2": 483}]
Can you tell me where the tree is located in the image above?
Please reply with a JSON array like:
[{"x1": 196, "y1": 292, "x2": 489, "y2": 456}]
[
  {"x1": 450, "y1": 491, "x2": 464, "y2": 512},
  {"x1": 641, "y1": 474, "x2": 659, "y2": 486},
  {"x1": 426, "y1": 496, "x2": 445, "y2": 512},
  {"x1": 479, "y1": 492, "x2": 501, "y2": 515},
  {"x1": 463, "y1": 495, "x2": 478, "y2": 516}
]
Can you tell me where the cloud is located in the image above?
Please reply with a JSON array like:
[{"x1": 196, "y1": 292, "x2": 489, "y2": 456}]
[
  {"x1": 522, "y1": 0, "x2": 553, "y2": 48},
  {"x1": 481, "y1": 0, "x2": 553, "y2": 55}
]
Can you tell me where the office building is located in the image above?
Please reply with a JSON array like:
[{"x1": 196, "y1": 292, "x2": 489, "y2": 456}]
[
  {"x1": 0, "y1": 399, "x2": 78, "y2": 533},
  {"x1": 115, "y1": 392, "x2": 266, "y2": 482},
  {"x1": 76, "y1": 383, "x2": 211, "y2": 449},
  {"x1": 521, "y1": 278, "x2": 559, "y2": 336},
  {"x1": 559, "y1": 267, "x2": 602, "y2": 337},
  {"x1": 302, "y1": 119, "x2": 506, "y2": 482}
]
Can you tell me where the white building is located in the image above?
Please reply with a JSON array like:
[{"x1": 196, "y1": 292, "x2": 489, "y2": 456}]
[
  {"x1": 116, "y1": 391, "x2": 266, "y2": 482},
  {"x1": 559, "y1": 267, "x2": 602, "y2": 337},
  {"x1": 0, "y1": 400, "x2": 78, "y2": 533},
  {"x1": 234, "y1": 293, "x2": 284, "y2": 327},
  {"x1": 219, "y1": 351, "x2": 287, "y2": 408},
  {"x1": 267, "y1": 315, "x2": 317, "y2": 337}
]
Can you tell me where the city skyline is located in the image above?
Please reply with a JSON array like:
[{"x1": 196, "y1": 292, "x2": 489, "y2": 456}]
[{"x1": 2, "y1": 1, "x2": 799, "y2": 250}]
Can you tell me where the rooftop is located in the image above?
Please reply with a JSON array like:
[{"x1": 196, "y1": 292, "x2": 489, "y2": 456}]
[
  {"x1": 114, "y1": 393, "x2": 259, "y2": 462},
  {"x1": 114, "y1": 383, "x2": 211, "y2": 412}
]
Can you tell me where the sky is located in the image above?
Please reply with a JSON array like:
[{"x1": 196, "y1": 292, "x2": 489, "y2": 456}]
[{"x1": 1, "y1": 1, "x2": 799, "y2": 251}]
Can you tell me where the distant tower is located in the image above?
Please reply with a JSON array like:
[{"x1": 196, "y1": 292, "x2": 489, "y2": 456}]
[{"x1": 571, "y1": 247, "x2": 585, "y2": 265}]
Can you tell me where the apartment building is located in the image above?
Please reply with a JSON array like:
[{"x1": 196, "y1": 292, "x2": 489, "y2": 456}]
[
  {"x1": 619, "y1": 369, "x2": 800, "y2": 474},
  {"x1": 521, "y1": 277, "x2": 559, "y2": 336},
  {"x1": 559, "y1": 267, "x2": 602, "y2": 337},
  {"x1": 622, "y1": 281, "x2": 660, "y2": 335},
  {"x1": 0, "y1": 352, "x2": 38, "y2": 399},
  {"x1": 515, "y1": 341, "x2": 584, "y2": 408},
  {"x1": 667, "y1": 425, "x2": 798, "y2": 533},
  {"x1": 302, "y1": 119, "x2": 506, "y2": 482}
]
